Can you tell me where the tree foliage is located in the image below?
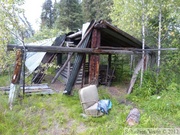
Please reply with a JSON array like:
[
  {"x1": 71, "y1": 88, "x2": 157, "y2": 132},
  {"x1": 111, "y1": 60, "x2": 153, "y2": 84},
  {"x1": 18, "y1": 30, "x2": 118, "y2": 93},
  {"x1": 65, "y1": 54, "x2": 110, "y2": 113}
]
[
  {"x1": 25, "y1": 27, "x2": 59, "y2": 43},
  {"x1": 41, "y1": 0, "x2": 54, "y2": 29},
  {"x1": 110, "y1": 0, "x2": 180, "y2": 41},
  {"x1": 110, "y1": 0, "x2": 143, "y2": 39},
  {"x1": 145, "y1": 0, "x2": 180, "y2": 47},
  {"x1": 82, "y1": 0, "x2": 113, "y2": 22},
  {"x1": 54, "y1": 0, "x2": 83, "y2": 31},
  {"x1": 110, "y1": 0, "x2": 180, "y2": 87},
  {"x1": 0, "y1": 0, "x2": 26, "y2": 72}
]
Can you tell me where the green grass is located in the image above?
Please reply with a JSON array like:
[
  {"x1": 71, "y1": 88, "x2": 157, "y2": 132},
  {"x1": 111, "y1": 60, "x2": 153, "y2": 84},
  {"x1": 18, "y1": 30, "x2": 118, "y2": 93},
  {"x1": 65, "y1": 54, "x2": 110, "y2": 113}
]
[
  {"x1": 0, "y1": 74, "x2": 11, "y2": 86},
  {"x1": 127, "y1": 83, "x2": 180, "y2": 127},
  {"x1": 0, "y1": 84, "x2": 180, "y2": 135}
]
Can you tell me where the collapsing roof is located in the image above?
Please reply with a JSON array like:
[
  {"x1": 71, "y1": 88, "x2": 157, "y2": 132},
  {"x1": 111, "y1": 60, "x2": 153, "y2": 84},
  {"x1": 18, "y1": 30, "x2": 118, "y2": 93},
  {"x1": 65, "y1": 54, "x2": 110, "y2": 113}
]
[
  {"x1": 66, "y1": 20, "x2": 151, "y2": 50},
  {"x1": 8, "y1": 20, "x2": 154, "y2": 95},
  {"x1": 94, "y1": 20, "x2": 142, "y2": 48},
  {"x1": 25, "y1": 38, "x2": 55, "y2": 74},
  {"x1": 62, "y1": 20, "x2": 153, "y2": 94}
]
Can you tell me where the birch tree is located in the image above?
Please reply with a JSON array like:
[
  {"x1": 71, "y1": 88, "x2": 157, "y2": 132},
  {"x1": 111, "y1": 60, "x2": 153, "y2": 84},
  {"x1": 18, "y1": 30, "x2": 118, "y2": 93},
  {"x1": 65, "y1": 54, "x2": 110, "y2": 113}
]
[
  {"x1": 140, "y1": 0, "x2": 145, "y2": 87},
  {"x1": 0, "y1": 0, "x2": 26, "y2": 72},
  {"x1": 110, "y1": 0, "x2": 180, "y2": 86}
]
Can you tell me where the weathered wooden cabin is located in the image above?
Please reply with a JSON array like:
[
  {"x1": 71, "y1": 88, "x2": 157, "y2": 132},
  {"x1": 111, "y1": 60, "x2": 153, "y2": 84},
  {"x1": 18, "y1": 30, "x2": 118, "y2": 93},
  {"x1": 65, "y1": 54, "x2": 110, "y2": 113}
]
[{"x1": 8, "y1": 20, "x2": 155, "y2": 95}]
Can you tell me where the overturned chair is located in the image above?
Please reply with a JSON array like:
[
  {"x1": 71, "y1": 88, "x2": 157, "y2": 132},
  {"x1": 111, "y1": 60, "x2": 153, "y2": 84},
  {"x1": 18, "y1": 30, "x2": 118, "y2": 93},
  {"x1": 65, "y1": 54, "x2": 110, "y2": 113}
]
[{"x1": 79, "y1": 85, "x2": 104, "y2": 117}]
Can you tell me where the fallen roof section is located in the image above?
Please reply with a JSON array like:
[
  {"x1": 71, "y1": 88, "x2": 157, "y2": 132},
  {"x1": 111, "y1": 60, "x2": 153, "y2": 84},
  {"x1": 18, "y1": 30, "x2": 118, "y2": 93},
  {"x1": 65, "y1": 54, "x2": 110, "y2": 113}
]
[{"x1": 25, "y1": 38, "x2": 55, "y2": 74}]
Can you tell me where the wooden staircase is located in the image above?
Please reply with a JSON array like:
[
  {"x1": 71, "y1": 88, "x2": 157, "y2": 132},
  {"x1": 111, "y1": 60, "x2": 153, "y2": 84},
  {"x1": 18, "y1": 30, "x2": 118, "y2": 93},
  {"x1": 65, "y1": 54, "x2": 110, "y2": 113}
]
[{"x1": 60, "y1": 65, "x2": 83, "y2": 85}]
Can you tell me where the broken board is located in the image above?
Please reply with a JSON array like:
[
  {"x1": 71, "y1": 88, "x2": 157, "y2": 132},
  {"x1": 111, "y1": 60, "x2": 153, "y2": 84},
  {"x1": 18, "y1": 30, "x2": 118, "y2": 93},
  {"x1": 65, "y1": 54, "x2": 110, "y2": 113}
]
[{"x1": 0, "y1": 84, "x2": 54, "y2": 95}]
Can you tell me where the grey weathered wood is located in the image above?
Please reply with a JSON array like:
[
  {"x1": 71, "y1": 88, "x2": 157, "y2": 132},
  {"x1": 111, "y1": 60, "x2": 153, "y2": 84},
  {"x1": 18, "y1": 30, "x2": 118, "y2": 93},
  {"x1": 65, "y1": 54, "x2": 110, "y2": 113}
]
[
  {"x1": 144, "y1": 54, "x2": 149, "y2": 70},
  {"x1": 7, "y1": 45, "x2": 137, "y2": 54},
  {"x1": 130, "y1": 55, "x2": 134, "y2": 71},
  {"x1": 7, "y1": 45, "x2": 92, "y2": 52},
  {"x1": 99, "y1": 46, "x2": 178, "y2": 51},
  {"x1": 21, "y1": 85, "x2": 49, "y2": 90},
  {"x1": 8, "y1": 45, "x2": 178, "y2": 54},
  {"x1": 64, "y1": 20, "x2": 97, "y2": 95},
  {"x1": 25, "y1": 89, "x2": 54, "y2": 94},
  {"x1": 59, "y1": 66, "x2": 83, "y2": 84},
  {"x1": 0, "y1": 84, "x2": 49, "y2": 91},
  {"x1": 67, "y1": 53, "x2": 71, "y2": 80},
  {"x1": 25, "y1": 91, "x2": 54, "y2": 95},
  {"x1": 2, "y1": 84, "x2": 54, "y2": 95},
  {"x1": 127, "y1": 58, "x2": 143, "y2": 94},
  {"x1": 67, "y1": 31, "x2": 82, "y2": 38},
  {"x1": 126, "y1": 108, "x2": 140, "y2": 126},
  {"x1": 0, "y1": 86, "x2": 10, "y2": 91},
  {"x1": 51, "y1": 53, "x2": 74, "y2": 84},
  {"x1": 8, "y1": 84, "x2": 20, "y2": 110},
  {"x1": 6, "y1": 89, "x2": 54, "y2": 95}
]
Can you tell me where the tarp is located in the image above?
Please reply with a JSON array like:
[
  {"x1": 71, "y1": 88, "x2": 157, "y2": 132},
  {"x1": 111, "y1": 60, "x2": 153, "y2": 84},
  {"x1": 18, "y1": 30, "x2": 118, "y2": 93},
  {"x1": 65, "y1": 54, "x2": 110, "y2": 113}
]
[
  {"x1": 97, "y1": 99, "x2": 112, "y2": 114},
  {"x1": 25, "y1": 38, "x2": 55, "y2": 74}
]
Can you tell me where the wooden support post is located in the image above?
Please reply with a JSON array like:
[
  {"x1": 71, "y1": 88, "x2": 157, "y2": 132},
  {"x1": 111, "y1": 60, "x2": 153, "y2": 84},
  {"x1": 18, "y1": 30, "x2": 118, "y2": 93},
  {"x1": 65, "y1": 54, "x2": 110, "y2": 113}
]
[
  {"x1": 81, "y1": 55, "x2": 86, "y2": 88},
  {"x1": 21, "y1": 50, "x2": 26, "y2": 96},
  {"x1": 11, "y1": 50, "x2": 23, "y2": 84},
  {"x1": 144, "y1": 54, "x2": 149, "y2": 71},
  {"x1": 9, "y1": 49, "x2": 24, "y2": 109},
  {"x1": 67, "y1": 53, "x2": 71, "y2": 80},
  {"x1": 89, "y1": 29, "x2": 101, "y2": 85},
  {"x1": 108, "y1": 54, "x2": 112, "y2": 69},
  {"x1": 127, "y1": 58, "x2": 143, "y2": 94},
  {"x1": 130, "y1": 55, "x2": 134, "y2": 72},
  {"x1": 57, "y1": 54, "x2": 62, "y2": 66},
  {"x1": 150, "y1": 53, "x2": 156, "y2": 69}
]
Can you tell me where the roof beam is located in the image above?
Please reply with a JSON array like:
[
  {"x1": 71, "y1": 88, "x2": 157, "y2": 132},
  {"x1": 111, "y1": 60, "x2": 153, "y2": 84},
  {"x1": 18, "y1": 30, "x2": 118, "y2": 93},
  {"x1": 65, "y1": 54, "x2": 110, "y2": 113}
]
[{"x1": 7, "y1": 45, "x2": 137, "y2": 54}]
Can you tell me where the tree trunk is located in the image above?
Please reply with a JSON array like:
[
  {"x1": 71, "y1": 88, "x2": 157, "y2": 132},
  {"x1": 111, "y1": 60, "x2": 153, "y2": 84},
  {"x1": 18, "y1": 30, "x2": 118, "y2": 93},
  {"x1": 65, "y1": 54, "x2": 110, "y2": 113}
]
[
  {"x1": 140, "y1": 0, "x2": 145, "y2": 87},
  {"x1": 157, "y1": 6, "x2": 162, "y2": 75}
]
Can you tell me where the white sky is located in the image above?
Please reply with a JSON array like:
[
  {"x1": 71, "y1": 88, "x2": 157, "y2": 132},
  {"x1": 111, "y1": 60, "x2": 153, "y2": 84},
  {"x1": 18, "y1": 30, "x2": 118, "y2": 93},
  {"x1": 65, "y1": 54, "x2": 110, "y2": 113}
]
[
  {"x1": 22, "y1": 0, "x2": 45, "y2": 31},
  {"x1": 22, "y1": 0, "x2": 59, "y2": 31}
]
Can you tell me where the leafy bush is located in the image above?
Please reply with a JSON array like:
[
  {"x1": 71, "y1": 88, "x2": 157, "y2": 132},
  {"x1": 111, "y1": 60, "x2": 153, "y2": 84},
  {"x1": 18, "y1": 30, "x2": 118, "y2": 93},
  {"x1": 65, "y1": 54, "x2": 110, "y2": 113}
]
[{"x1": 128, "y1": 69, "x2": 180, "y2": 126}]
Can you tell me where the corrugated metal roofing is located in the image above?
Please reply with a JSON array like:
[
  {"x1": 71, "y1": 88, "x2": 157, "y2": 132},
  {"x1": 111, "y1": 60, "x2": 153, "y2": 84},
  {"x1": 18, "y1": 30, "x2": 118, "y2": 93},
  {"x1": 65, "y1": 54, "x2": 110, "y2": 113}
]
[{"x1": 25, "y1": 38, "x2": 55, "y2": 74}]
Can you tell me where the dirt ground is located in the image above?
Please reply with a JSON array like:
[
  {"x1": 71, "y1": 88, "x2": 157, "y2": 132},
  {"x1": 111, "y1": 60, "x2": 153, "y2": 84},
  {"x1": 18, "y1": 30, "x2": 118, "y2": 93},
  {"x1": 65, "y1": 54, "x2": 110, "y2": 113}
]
[
  {"x1": 43, "y1": 75, "x2": 133, "y2": 107},
  {"x1": 49, "y1": 76, "x2": 128, "y2": 103},
  {"x1": 49, "y1": 76, "x2": 138, "y2": 110}
]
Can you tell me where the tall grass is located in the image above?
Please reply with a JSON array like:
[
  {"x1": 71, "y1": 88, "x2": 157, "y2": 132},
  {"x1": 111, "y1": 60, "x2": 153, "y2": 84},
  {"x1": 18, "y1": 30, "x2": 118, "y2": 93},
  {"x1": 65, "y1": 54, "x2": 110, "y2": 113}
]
[
  {"x1": 128, "y1": 71, "x2": 180, "y2": 127},
  {"x1": 0, "y1": 75, "x2": 179, "y2": 134}
]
